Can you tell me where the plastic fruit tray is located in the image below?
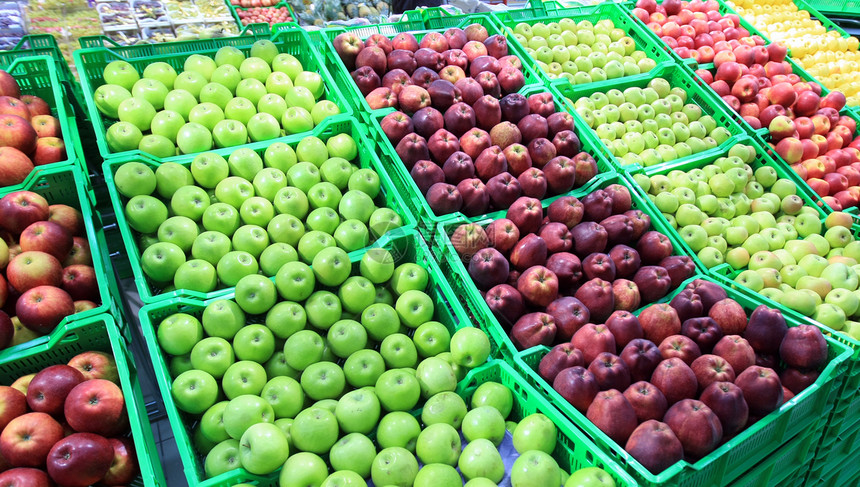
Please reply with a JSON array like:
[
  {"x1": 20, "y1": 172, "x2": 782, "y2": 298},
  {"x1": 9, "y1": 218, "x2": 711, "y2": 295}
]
[
  {"x1": 229, "y1": 1, "x2": 296, "y2": 28},
  {"x1": 432, "y1": 170, "x2": 691, "y2": 359},
  {"x1": 103, "y1": 115, "x2": 416, "y2": 304},
  {"x1": 367, "y1": 82, "x2": 614, "y2": 239},
  {"x1": 555, "y1": 63, "x2": 747, "y2": 173},
  {"x1": 0, "y1": 55, "x2": 83, "y2": 189},
  {"x1": 0, "y1": 165, "x2": 120, "y2": 363},
  {"x1": 806, "y1": 417, "x2": 860, "y2": 483},
  {"x1": 514, "y1": 274, "x2": 852, "y2": 487},
  {"x1": 490, "y1": 1, "x2": 679, "y2": 90},
  {"x1": 728, "y1": 424, "x2": 819, "y2": 487},
  {"x1": 0, "y1": 313, "x2": 166, "y2": 487},
  {"x1": 137, "y1": 228, "x2": 494, "y2": 487},
  {"x1": 75, "y1": 23, "x2": 352, "y2": 162},
  {"x1": 319, "y1": 12, "x2": 542, "y2": 124},
  {"x1": 627, "y1": 135, "x2": 831, "y2": 274}
]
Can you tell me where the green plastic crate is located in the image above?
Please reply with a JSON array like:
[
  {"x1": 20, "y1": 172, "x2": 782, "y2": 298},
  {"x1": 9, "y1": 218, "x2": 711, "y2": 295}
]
[
  {"x1": 457, "y1": 360, "x2": 639, "y2": 487},
  {"x1": 812, "y1": 439, "x2": 860, "y2": 487},
  {"x1": 491, "y1": 2, "x2": 679, "y2": 90},
  {"x1": 555, "y1": 63, "x2": 747, "y2": 173},
  {"x1": 75, "y1": 23, "x2": 352, "y2": 162},
  {"x1": 77, "y1": 23, "x2": 272, "y2": 50},
  {"x1": 791, "y1": 0, "x2": 855, "y2": 38},
  {"x1": 728, "y1": 426, "x2": 819, "y2": 487},
  {"x1": 627, "y1": 135, "x2": 832, "y2": 272},
  {"x1": 0, "y1": 165, "x2": 119, "y2": 362},
  {"x1": 433, "y1": 170, "x2": 692, "y2": 359},
  {"x1": 229, "y1": 2, "x2": 297, "y2": 29},
  {"x1": 320, "y1": 12, "x2": 543, "y2": 124},
  {"x1": 138, "y1": 228, "x2": 495, "y2": 487},
  {"x1": 367, "y1": 83, "x2": 614, "y2": 239},
  {"x1": 0, "y1": 55, "x2": 81, "y2": 185},
  {"x1": 514, "y1": 274, "x2": 852, "y2": 487},
  {"x1": 806, "y1": 0, "x2": 860, "y2": 17},
  {"x1": 0, "y1": 34, "x2": 85, "y2": 118},
  {"x1": 0, "y1": 313, "x2": 166, "y2": 487},
  {"x1": 807, "y1": 418, "x2": 860, "y2": 481},
  {"x1": 103, "y1": 115, "x2": 417, "y2": 304}
]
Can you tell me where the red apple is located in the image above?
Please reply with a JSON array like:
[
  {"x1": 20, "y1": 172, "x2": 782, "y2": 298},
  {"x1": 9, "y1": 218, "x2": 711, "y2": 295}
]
[
  {"x1": 0, "y1": 412, "x2": 64, "y2": 467},
  {"x1": 46, "y1": 433, "x2": 113, "y2": 487},
  {"x1": 16, "y1": 285, "x2": 75, "y2": 334}
]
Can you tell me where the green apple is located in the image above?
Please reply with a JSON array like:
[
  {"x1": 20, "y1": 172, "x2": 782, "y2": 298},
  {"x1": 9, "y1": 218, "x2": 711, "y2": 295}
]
[
  {"x1": 361, "y1": 303, "x2": 400, "y2": 341},
  {"x1": 458, "y1": 438, "x2": 505, "y2": 483},
  {"x1": 141, "y1": 242, "x2": 186, "y2": 283},
  {"x1": 215, "y1": 46, "x2": 246, "y2": 69},
  {"x1": 412, "y1": 321, "x2": 451, "y2": 358},
  {"x1": 190, "y1": 153, "x2": 229, "y2": 189},
  {"x1": 138, "y1": 134, "x2": 173, "y2": 159},
  {"x1": 367, "y1": 209, "x2": 400, "y2": 239},
  {"x1": 114, "y1": 161, "x2": 156, "y2": 198},
  {"x1": 734, "y1": 270, "x2": 764, "y2": 292},
  {"x1": 259, "y1": 242, "x2": 297, "y2": 276},
  {"x1": 421, "y1": 391, "x2": 467, "y2": 428},
  {"x1": 132, "y1": 78, "x2": 168, "y2": 110},
  {"x1": 211, "y1": 64, "x2": 243, "y2": 94},
  {"x1": 511, "y1": 451, "x2": 562, "y2": 487},
  {"x1": 232, "y1": 224, "x2": 270, "y2": 259},
  {"x1": 374, "y1": 369, "x2": 420, "y2": 412},
  {"x1": 312, "y1": 100, "x2": 341, "y2": 125},
  {"x1": 201, "y1": 299, "x2": 245, "y2": 339},
  {"x1": 216, "y1": 250, "x2": 259, "y2": 287},
  {"x1": 203, "y1": 438, "x2": 239, "y2": 477},
  {"x1": 172, "y1": 370, "x2": 218, "y2": 414},
  {"x1": 163, "y1": 89, "x2": 197, "y2": 120},
  {"x1": 142, "y1": 62, "x2": 178, "y2": 89},
  {"x1": 200, "y1": 401, "x2": 230, "y2": 443},
  {"x1": 103, "y1": 60, "x2": 140, "y2": 90},
  {"x1": 202, "y1": 203, "x2": 240, "y2": 236},
  {"x1": 344, "y1": 349, "x2": 385, "y2": 388},
  {"x1": 279, "y1": 452, "x2": 328, "y2": 487},
  {"x1": 335, "y1": 388, "x2": 381, "y2": 434},
  {"x1": 239, "y1": 422, "x2": 289, "y2": 475},
  {"x1": 449, "y1": 327, "x2": 490, "y2": 369},
  {"x1": 267, "y1": 214, "x2": 305, "y2": 248},
  {"x1": 190, "y1": 337, "x2": 234, "y2": 379},
  {"x1": 171, "y1": 185, "x2": 210, "y2": 221},
  {"x1": 94, "y1": 84, "x2": 132, "y2": 119},
  {"x1": 264, "y1": 301, "x2": 305, "y2": 340},
  {"x1": 416, "y1": 422, "x2": 461, "y2": 466},
  {"x1": 359, "y1": 248, "x2": 394, "y2": 283},
  {"x1": 348, "y1": 169, "x2": 380, "y2": 198},
  {"x1": 248, "y1": 112, "x2": 282, "y2": 142},
  {"x1": 261, "y1": 376, "x2": 304, "y2": 419},
  {"x1": 174, "y1": 70, "x2": 207, "y2": 99},
  {"x1": 327, "y1": 433, "x2": 376, "y2": 479},
  {"x1": 471, "y1": 381, "x2": 513, "y2": 418},
  {"x1": 233, "y1": 323, "x2": 275, "y2": 363},
  {"x1": 513, "y1": 412, "x2": 557, "y2": 454},
  {"x1": 305, "y1": 290, "x2": 342, "y2": 330},
  {"x1": 275, "y1": 261, "x2": 315, "y2": 301},
  {"x1": 326, "y1": 319, "x2": 367, "y2": 358},
  {"x1": 679, "y1": 225, "x2": 708, "y2": 252},
  {"x1": 106, "y1": 121, "x2": 143, "y2": 152},
  {"x1": 462, "y1": 406, "x2": 505, "y2": 445},
  {"x1": 212, "y1": 119, "x2": 248, "y2": 148},
  {"x1": 380, "y1": 333, "x2": 418, "y2": 369},
  {"x1": 222, "y1": 361, "x2": 268, "y2": 399},
  {"x1": 312, "y1": 247, "x2": 351, "y2": 287},
  {"x1": 566, "y1": 466, "x2": 617, "y2": 487},
  {"x1": 820, "y1": 262, "x2": 859, "y2": 290},
  {"x1": 238, "y1": 196, "x2": 274, "y2": 227},
  {"x1": 295, "y1": 71, "x2": 324, "y2": 100},
  {"x1": 265, "y1": 141, "x2": 298, "y2": 172},
  {"x1": 227, "y1": 148, "x2": 263, "y2": 181},
  {"x1": 236, "y1": 78, "x2": 268, "y2": 106},
  {"x1": 176, "y1": 122, "x2": 213, "y2": 154},
  {"x1": 184, "y1": 54, "x2": 217, "y2": 81},
  {"x1": 814, "y1": 303, "x2": 846, "y2": 330},
  {"x1": 372, "y1": 447, "x2": 419, "y2": 487},
  {"x1": 224, "y1": 97, "x2": 257, "y2": 126},
  {"x1": 157, "y1": 312, "x2": 202, "y2": 356},
  {"x1": 174, "y1": 259, "x2": 218, "y2": 293},
  {"x1": 155, "y1": 162, "x2": 194, "y2": 199},
  {"x1": 291, "y1": 406, "x2": 339, "y2": 454},
  {"x1": 337, "y1": 275, "x2": 375, "y2": 314},
  {"x1": 283, "y1": 329, "x2": 325, "y2": 371}
]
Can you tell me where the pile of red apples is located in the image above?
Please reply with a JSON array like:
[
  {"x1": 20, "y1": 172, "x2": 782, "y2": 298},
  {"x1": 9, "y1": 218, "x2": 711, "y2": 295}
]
[
  {"x1": 0, "y1": 69, "x2": 67, "y2": 187},
  {"x1": 0, "y1": 351, "x2": 137, "y2": 486},
  {"x1": 0, "y1": 190, "x2": 99, "y2": 349},
  {"x1": 631, "y1": 0, "x2": 768, "y2": 63},
  {"x1": 449, "y1": 183, "x2": 696, "y2": 348},
  {"x1": 693, "y1": 43, "x2": 860, "y2": 209},
  {"x1": 536, "y1": 279, "x2": 830, "y2": 473},
  {"x1": 334, "y1": 26, "x2": 601, "y2": 217}
]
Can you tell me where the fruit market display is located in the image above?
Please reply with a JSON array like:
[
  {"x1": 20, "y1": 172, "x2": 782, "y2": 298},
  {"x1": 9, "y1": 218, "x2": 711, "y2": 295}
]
[
  {"x1": 23, "y1": 1, "x2": 100, "y2": 71},
  {"x1": 110, "y1": 128, "x2": 405, "y2": 295},
  {"x1": 234, "y1": 5, "x2": 294, "y2": 27},
  {"x1": 447, "y1": 181, "x2": 696, "y2": 350},
  {"x1": 504, "y1": 15, "x2": 661, "y2": 85},
  {"x1": 0, "y1": 350, "x2": 139, "y2": 486},
  {"x1": 567, "y1": 75, "x2": 736, "y2": 167},
  {"x1": 530, "y1": 278, "x2": 837, "y2": 473},
  {"x1": 93, "y1": 40, "x2": 340, "y2": 157},
  {"x1": 0, "y1": 188, "x2": 100, "y2": 349},
  {"x1": 0, "y1": 69, "x2": 69, "y2": 186},
  {"x1": 629, "y1": 0, "x2": 769, "y2": 63},
  {"x1": 0, "y1": 2, "x2": 26, "y2": 52},
  {"x1": 728, "y1": 0, "x2": 860, "y2": 107}
]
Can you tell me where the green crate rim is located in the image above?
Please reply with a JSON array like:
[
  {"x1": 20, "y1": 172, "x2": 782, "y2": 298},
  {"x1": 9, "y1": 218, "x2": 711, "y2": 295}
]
[
  {"x1": 74, "y1": 23, "x2": 353, "y2": 162},
  {"x1": 0, "y1": 164, "x2": 118, "y2": 360},
  {"x1": 138, "y1": 228, "x2": 498, "y2": 487},
  {"x1": 554, "y1": 62, "x2": 747, "y2": 173},
  {"x1": 0, "y1": 312, "x2": 167, "y2": 487},
  {"x1": 490, "y1": 2, "x2": 681, "y2": 91},
  {"x1": 229, "y1": 2, "x2": 297, "y2": 29},
  {"x1": 513, "y1": 273, "x2": 852, "y2": 487},
  {"x1": 102, "y1": 115, "x2": 417, "y2": 304},
  {"x1": 431, "y1": 170, "x2": 693, "y2": 360},
  {"x1": 319, "y1": 12, "x2": 545, "y2": 124},
  {"x1": 367, "y1": 82, "x2": 615, "y2": 238}
]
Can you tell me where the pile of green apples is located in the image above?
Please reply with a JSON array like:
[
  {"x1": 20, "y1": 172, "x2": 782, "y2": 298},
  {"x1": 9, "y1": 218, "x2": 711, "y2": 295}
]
[
  {"x1": 506, "y1": 18, "x2": 659, "y2": 84},
  {"x1": 568, "y1": 77, "x2": 734, "y2": 167},
  {"x1": 112, "y1": 131, "x2": 403, "y2": 294},
  {"x1": 93, "y1": 40, "x2": 341, "y2": 157},
  {"x1": 157, "y1": 245, "x2": 496, "y2": 482},
  {"x1": 634, "y1": 143, "x2": 825, "y2": 270}
]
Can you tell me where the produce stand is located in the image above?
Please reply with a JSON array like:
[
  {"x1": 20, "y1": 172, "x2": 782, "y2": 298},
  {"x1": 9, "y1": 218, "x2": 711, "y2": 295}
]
[{"x1": 0, "y1": 0, "x2": 860, "y2": 485}]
